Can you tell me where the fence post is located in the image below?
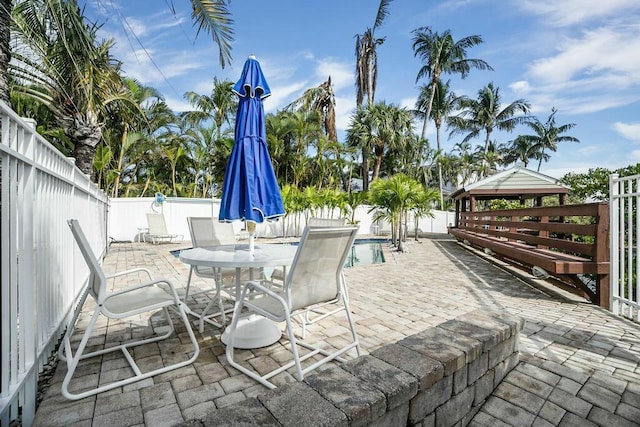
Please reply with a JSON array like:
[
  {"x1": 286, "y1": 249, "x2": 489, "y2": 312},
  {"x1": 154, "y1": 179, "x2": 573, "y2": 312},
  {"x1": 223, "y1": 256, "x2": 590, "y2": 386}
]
[{"x1": 610, "y1": 174, "x2": 619, "y2": 314}]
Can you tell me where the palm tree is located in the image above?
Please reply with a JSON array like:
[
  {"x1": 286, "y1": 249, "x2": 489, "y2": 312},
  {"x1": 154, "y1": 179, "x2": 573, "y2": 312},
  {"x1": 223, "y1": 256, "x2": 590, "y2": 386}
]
[
  {"x1": 10, "y1": 0, "x2": 136, "y2": 176},
  {"x1": 355, "y1": 0, "x2": 393, "y2": 107},
  {"x1": 183, "y1": 77, "x2": 236, "y2": 138},
  {"x1": 347, "y1": 102, "x2": 413, "y2": 186},
  {"x1": 2, "y1": 0, "x2": 234, "y2": 108},
  {"x1": 105, "y1": 78, "x2": 164, "y2": 197},
  {"x1": 286, "y1": 77, "x2": 337, "y2": 141},
  {"x1": 412, "y1": 27, "x2": 492, "y2": 139},
  {"x1": 369, "y1": 174, "x2": 426, "y2": 252},
  {"x1": 188, "y1": 1, "x2": 234, "y2": 68},
  {"x1": 354, "y1": 0, "x2": 394, "y2": 191},
  {"x1": 519, "y1": 108, "x2": 579, "y2": 171},
  {"x1": 416, "y1": 79, "x2": 456, "y2": 208},
  {"x1": 448, "y1": 82, "x2": 531, "y2": 157},
  {"x1": 503, "y1": 135, "x2": 539, "y2": 168}
]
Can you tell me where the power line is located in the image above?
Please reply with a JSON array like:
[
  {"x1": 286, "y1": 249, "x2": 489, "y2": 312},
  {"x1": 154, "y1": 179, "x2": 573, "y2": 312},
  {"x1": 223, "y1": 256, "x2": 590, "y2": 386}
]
[{"x1": 94, "y1": 0, "x2": 181, "y2": 98}]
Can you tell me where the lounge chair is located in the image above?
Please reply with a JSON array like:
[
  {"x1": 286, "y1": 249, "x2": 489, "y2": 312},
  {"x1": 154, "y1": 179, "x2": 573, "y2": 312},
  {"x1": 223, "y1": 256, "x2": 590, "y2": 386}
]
[
  {"x1": 59, "y1": 219, "x2": 199, "y2": 400},
  {"x1": 146, "y1": 212, "x2": 183, "y2": 244},
  {"x1": 225, "y1": 225, "x2": 361, "y2": 389}
]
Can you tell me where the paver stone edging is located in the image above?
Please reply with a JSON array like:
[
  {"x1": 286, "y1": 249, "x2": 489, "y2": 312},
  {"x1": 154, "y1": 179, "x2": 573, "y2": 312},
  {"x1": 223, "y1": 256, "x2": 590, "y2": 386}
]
[{"x1": 177, "y1": 309, "x2": 524, "y2": 427}]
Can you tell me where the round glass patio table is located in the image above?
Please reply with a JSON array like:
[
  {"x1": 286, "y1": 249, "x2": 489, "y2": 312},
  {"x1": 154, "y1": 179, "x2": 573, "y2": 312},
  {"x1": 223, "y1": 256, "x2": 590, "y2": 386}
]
[{"x1": 179, "y1": 243, "x2": 297, "y2": 349}]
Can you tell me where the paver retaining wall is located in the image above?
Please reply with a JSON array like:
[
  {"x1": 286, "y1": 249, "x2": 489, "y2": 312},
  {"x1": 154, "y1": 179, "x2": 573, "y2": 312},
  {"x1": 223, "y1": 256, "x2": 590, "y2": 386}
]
[{"x1": 182, "y1": 309, "x2": 524, "y2": 427}]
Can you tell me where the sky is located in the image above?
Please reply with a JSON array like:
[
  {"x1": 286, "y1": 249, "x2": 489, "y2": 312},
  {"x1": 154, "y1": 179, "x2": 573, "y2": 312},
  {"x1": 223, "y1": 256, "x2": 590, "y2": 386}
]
[{"x1": 82, "y1": 0, "x2": 640, "y2": 179}]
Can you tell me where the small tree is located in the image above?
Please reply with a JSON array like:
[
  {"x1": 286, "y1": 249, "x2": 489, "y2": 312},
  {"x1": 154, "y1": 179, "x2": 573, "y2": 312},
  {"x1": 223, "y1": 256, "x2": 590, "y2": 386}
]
[{"x1": 368, "y1": 174, "x2": 426, "y2": 252}]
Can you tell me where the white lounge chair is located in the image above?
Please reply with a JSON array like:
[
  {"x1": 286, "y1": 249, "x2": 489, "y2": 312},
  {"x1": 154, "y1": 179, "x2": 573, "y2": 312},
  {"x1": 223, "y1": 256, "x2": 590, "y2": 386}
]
[
  {"x1": 185, "y1": 217, "x2": 238, "y2": 332},
  {"x1": 225, "y1": 225, "x2": 361, "y2": 389},
  {"x1": 59, "y1": 219, "x2": 199, "y2": 400},
  {"x1": 146, "y1": 212, "x2": 183, "y2": 244}
]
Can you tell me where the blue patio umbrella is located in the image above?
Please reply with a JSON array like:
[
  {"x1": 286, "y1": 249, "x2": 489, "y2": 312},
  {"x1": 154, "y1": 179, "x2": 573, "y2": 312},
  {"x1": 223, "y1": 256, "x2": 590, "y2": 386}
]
[{"x1": 219, "y1": 55, "x2": 285, "y2": 253}]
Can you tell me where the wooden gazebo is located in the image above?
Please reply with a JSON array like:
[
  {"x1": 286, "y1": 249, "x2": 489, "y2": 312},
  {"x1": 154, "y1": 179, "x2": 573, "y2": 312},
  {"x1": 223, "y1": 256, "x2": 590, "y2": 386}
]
[
  {"x1": 450, "y1": 166, "x2": 570, "y2": 227},
  {"x1": 447, "y1": 166, "x2": 610, "y2": 308}
]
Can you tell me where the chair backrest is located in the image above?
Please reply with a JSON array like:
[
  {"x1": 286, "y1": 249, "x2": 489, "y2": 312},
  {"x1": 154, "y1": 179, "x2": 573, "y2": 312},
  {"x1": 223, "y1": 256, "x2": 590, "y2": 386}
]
[
  {"x1": 67, "y1": 219, "x2": 105, "y2": 301},
  {"x1": 187, "y1": 217, "x2": 236, "y2": 247},
  {"x1": 147, "y1": 213, "x2": 169, "y2": 235},
  {"x1": 286, "y1": 225, "x2": 359, "y2": 311},
  {"x1": 307, "y1": 217, "x2": 346, "y2": 227}
]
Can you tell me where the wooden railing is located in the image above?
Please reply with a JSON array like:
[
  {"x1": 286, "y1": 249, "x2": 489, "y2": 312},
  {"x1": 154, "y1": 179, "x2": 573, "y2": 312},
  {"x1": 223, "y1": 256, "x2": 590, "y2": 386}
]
[{"x1": 449, "y1": 203, "x2": 610, "y2": 307}]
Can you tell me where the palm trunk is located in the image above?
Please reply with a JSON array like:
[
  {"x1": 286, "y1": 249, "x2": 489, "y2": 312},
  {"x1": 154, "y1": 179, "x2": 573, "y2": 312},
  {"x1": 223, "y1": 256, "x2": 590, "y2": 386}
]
[
  {"x1": 436, "y1": 123, "x2": 444, "y2": 209},
  {"x1": 420, "y1": 77, "x2": 438, "y2": 140},
  {"x1": 362, "y1": 149, "x2": 369, "y2": 192},
  {"x1": 372, "y1": 154, "x2": 382, "y2": 182},
  {"x1": 537, "y1": 150, "x2": 544, "y2": 172},
  {"x1": 66, "y1": 113, "x2": 102, "y2": 179},
  {"x1": 73, "y1": 142, "x2": 99, "y2": 179},
  {"x1": 396, "y1": 210, "x2": 404, "y2": 252}
]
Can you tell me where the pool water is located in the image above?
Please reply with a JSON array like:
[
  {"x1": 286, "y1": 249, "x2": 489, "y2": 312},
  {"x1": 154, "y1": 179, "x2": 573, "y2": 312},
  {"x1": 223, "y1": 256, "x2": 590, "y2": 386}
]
[
  {"x1": 344, "y1": 240, "x2": 386, "y2": 267},
  {"x1": 270, "y1": 239, "x2": 386, "y2": 268},
  {"x1": 171, "y1": 239, "x2": 386, "y2": 268}
]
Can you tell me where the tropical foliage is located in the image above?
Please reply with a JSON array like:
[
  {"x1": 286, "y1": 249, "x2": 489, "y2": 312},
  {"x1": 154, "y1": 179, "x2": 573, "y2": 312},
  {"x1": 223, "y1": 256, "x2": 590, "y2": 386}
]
[{"x1": 2, "y1": 0, "x2": 604, "y2": 247}]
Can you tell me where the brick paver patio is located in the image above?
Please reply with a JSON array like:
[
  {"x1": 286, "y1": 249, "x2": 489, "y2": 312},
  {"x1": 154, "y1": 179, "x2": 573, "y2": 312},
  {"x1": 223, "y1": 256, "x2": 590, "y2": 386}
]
[{"x1": 33, "y1": 234, "x2": 640, "y2": 426}]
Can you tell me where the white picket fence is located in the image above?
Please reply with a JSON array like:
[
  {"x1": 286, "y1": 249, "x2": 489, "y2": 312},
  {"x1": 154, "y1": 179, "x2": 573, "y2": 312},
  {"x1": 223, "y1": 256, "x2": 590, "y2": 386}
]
[
  {"x1": 0, "y1": 101, "x2": 109, "y2": 426},
  {"x1": 610, "y1": 173, "x2": 640, "y2": 320}
]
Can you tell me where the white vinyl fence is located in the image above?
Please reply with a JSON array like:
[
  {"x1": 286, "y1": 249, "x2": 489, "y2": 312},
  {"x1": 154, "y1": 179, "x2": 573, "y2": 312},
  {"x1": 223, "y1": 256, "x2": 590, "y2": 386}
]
[
  {"x1": 108, "y1": 198, "x2": 455, "y2": 244},
  {"x1": 0, "y1": 101, "x2": 109, "y2": 427},
  {"x1": 610, "y1": 173, "x2": 640, "y2": 320}
]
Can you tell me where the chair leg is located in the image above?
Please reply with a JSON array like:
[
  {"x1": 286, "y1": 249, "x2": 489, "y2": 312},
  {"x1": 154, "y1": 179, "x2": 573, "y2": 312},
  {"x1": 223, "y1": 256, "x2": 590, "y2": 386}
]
[
  {"x1": 283, "y1": 311, "x2": 304, "y2": 381},
  {"x1": 341, "y1": 293, "x2": 361, "y2": 356},
  {"x1": 61, "y1": 301, "x2": 199, "y2": 400}
]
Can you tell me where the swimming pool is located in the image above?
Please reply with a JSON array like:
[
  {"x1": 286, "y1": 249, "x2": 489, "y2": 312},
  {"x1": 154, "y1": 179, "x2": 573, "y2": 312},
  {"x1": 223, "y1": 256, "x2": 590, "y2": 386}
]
[
  {"x1": 345, "y1": 239, "x2": 386, "y2": 267},
  {"x1": 171, "y1": 238, "x2": 386, "y2": 267}
]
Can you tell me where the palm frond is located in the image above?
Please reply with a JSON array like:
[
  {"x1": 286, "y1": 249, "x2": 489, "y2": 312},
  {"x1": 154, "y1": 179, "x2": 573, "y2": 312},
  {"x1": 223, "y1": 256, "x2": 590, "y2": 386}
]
[{"x1": 190, "y1": 0, "x2": 234, "y2": 68}]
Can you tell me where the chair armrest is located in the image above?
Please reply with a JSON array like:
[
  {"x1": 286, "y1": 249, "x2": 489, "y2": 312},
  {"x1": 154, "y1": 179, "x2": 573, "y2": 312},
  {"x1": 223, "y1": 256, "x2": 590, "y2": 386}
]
[
  {"x1": 106, "y1": 267, "x2": 153, "y2": 281},
  {"x1": 104, "y1": 278, "x2": 182, "y2": 302},
  {"x1": 242, "y1": 280, "x2": 279, "y2": 298},
  {"x1": 242, "y1": 280, "x2": 288, "y2": 306}
]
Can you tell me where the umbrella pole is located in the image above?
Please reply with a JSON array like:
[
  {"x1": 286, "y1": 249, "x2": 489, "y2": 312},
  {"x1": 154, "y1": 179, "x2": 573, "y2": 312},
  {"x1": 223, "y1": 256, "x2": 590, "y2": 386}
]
[{"x1": 247, "y1": 221, "x2": 256, "y2": 255}]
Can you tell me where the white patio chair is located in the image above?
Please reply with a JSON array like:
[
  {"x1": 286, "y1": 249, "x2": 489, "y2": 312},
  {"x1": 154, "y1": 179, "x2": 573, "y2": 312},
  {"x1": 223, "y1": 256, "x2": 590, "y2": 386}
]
[
  {"x1": 271, "y1": 217, "x2": 346, "y2": 283},
  {"x1": 273, "y1": 217, "x2": 349, "y2": 337},
  {"x1": 146, "y1": 212, "x2": 183, "y2": 244},
  {"x1": 185, "y1": 217, "x2": 238, "y2": 332},
  {"x1": 59, "y1": 219, "x2": 199, "y2": 400},
  {"x1": 307, "y1": 217, "x2": 346, "y2": 227},
  {"x1": 226, "y1": 225, "x2": 361, "y2": 389}
]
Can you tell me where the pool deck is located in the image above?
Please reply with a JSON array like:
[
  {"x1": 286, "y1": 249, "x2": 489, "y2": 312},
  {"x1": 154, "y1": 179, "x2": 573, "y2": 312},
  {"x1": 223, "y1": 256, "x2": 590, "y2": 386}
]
[{"x1": 33, "y1": 234, "x2": 640, "y2": 426}]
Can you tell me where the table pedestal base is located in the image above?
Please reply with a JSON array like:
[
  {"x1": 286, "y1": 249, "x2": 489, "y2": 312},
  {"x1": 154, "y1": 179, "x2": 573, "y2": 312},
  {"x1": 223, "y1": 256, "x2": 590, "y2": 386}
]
[{"x1": 221, "y1": 314, "x2": 281, "y2": 349}]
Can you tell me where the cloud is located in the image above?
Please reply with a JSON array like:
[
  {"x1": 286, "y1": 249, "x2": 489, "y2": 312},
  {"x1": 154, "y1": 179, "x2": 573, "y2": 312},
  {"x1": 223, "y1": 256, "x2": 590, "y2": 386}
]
[
  {"x1": 510, "y1": 80, "x2": 531, "y2": 95},
  {"x1": 314, "y1": 59, "x2": 352, "y2": 91},
  {"x1": 528, "y1": 27, "x2": 640, "y2": 86},
  {"x1": 518, "y1": 23, "x2": 640, "y2": 115},
  {"x1": 519, "y1": 0, "x2": 640, "y2": 27},
  {"x1": 613, "y1": 122, "x2": 640, "y2": 142},
  {"x1": 164, "y1": 95, "x2": 193, "y2": 113},
  {"x1": 335, "y1": 95, "x2": 356, "y2": 133},
  {"x1": 266, "y1": 81, "x2": 309, "y2": 112}
]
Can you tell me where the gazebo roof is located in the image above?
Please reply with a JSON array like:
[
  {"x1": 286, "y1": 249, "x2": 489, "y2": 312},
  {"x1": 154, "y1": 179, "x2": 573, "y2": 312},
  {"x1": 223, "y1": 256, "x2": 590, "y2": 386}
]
[{"x1": 450, "y1": 166, "x2": 570, "y2": 201}]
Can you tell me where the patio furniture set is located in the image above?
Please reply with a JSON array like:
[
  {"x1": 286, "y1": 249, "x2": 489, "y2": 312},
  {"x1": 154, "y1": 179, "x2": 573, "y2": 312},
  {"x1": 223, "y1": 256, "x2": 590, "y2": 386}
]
[{"x1": 60, "y1": 216, "x2": 362, "y2": 399}]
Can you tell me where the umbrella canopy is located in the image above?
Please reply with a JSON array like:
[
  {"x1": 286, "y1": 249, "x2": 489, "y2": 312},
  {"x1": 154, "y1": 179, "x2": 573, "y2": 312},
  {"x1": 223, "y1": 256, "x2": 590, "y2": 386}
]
[{"x1": 219, "y1": 55, "x2": 285, "y2": 227}]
